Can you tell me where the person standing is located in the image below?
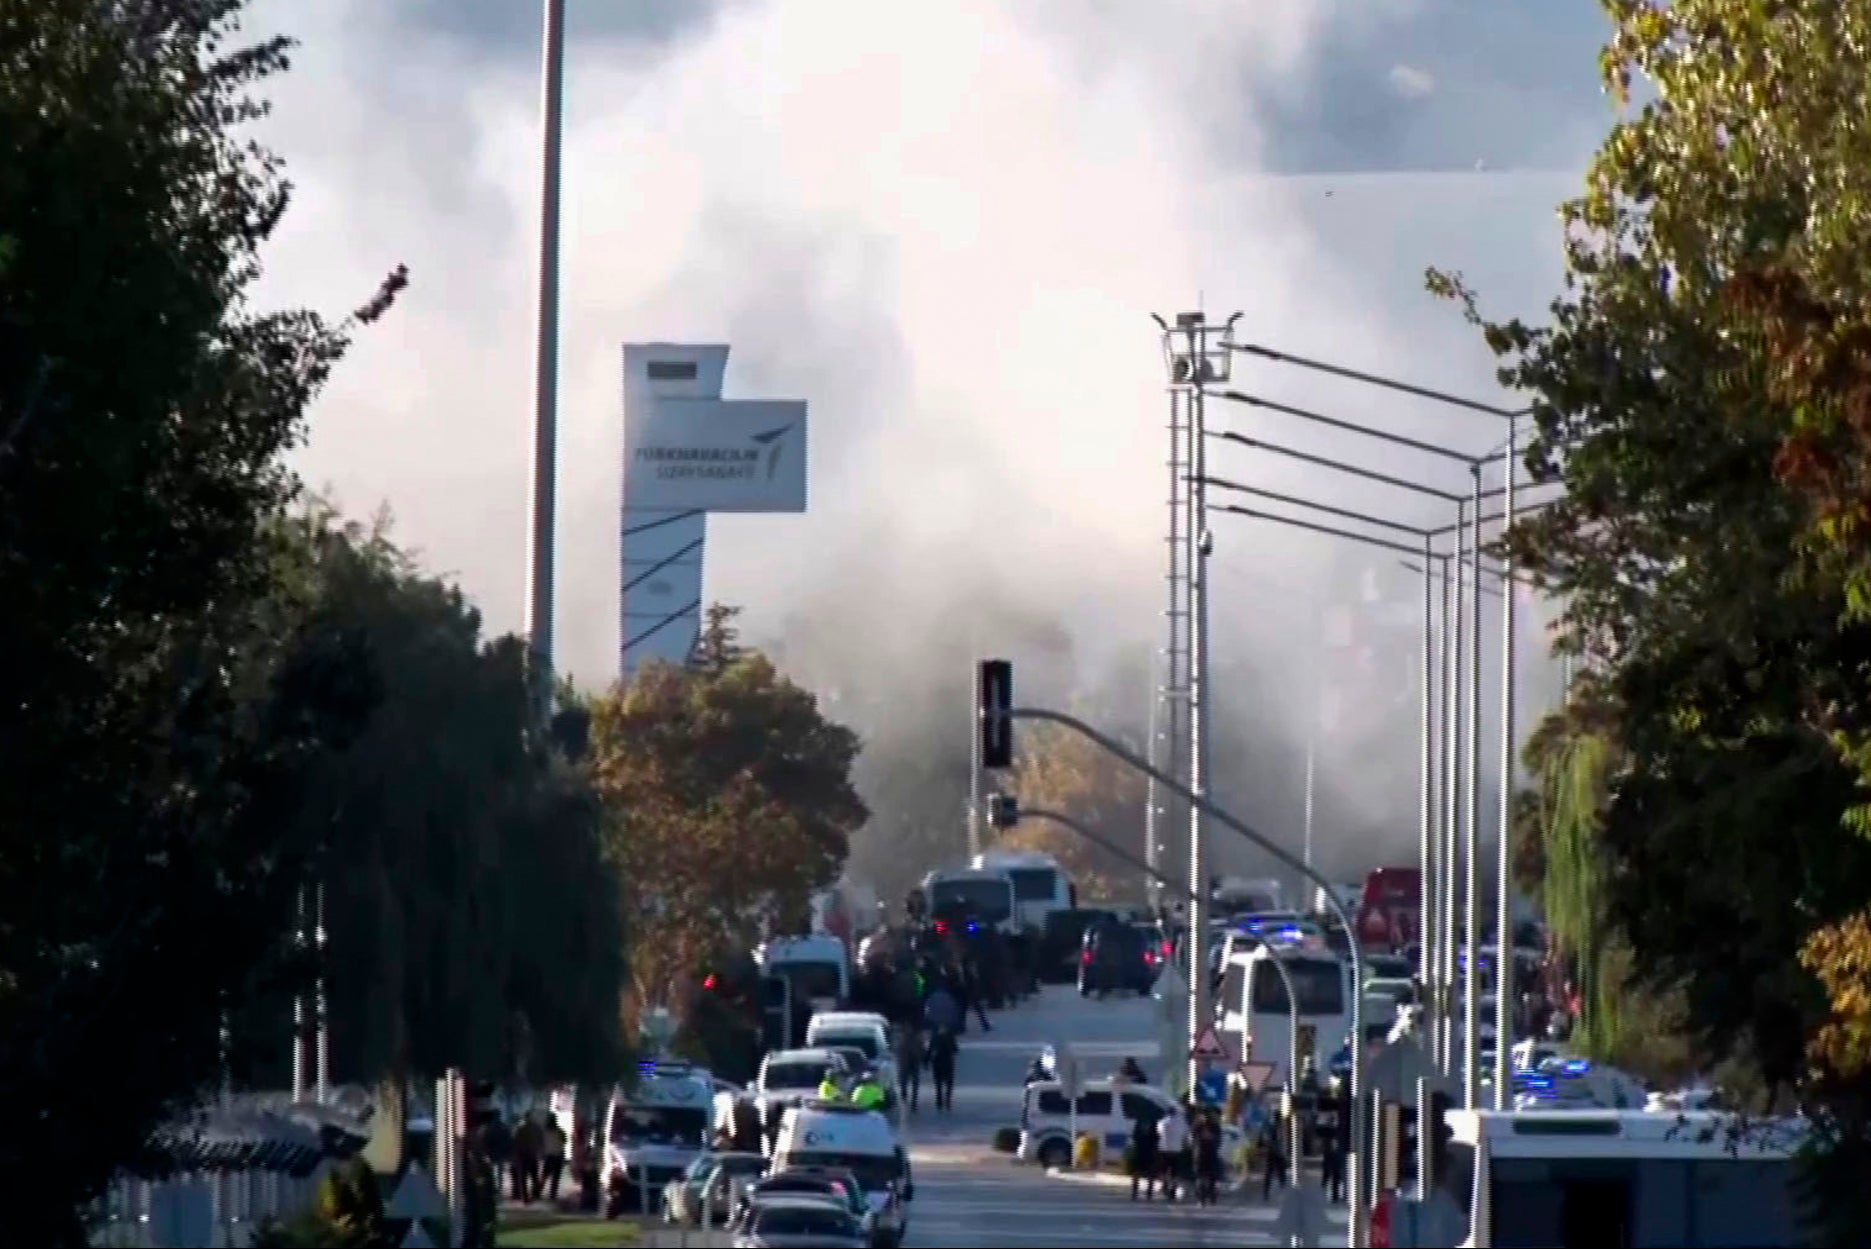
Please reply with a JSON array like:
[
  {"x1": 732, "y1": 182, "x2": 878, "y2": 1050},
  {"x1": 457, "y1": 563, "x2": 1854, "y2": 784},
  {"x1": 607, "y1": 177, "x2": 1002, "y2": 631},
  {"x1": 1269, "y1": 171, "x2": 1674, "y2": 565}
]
[
  {"x1": 1128, "y1": 1113, "x2": 1161, "y2": 1201},
  {"x1": 896, "y1": 1025, "x2": 926, "y2": 1113},
  {"x1": 541, "y1": 1115, "x2": 568, "y2": 1202},
  {"x1": 928, "y1": 1027, "x2": 959, "y2": 1112},
  {"x1": 1193, "y1": 1109, "x2": 1224, "y2": 1206},
  {"x1": 511, "y1": 1111, "x2": 543, "y2": 1204},
  {"x1": 1259, "y1": 1112, "x2": 1289, "y2": 1201},
  {"x1": 1155, "y1": 1104, "x2": 1188, "y2": 1202}
]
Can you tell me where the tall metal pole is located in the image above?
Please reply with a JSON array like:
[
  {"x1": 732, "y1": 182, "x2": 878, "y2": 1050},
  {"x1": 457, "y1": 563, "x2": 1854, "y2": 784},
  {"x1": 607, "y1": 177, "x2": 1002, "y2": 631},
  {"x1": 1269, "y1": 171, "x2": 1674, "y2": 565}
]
[
  {"x1": 1186, "y1": 346, "x2": 1213, "y2": 1097},
  {"x1": 1417, "y1": 543, "x2": 1436, "y2": 1069},
  {"x1": 1494, "y1": 418, "x2": 1519, "y2": 1108},
  {"x1": 1162, "y1": 384, "x2": 1190, "y2": 909},
  {"x1": 1302, "y1": 723, "x2": 1317, "y2": 873},
  {"x1": 1462, "y1": 468, "x2": 1484, "y2": 1108},
  {"x1": 968, "y1": 661, "x2": 983, "y2": 859},
  {"x1": 1431, "y1": 554, "x2": 1454, "y2": 1070},
  {"x1": 1440, "y1": 503, "x2": 1464, "y2": 1075},
  {"x1": 291, "y1": 885, "x2": 308, "y2": 1103},
  {"x1": 1144, "y1": 676, "x2": 1161, "y2": 911},
  {"x1": 525, "y1": 0, "x2": 566, "y2": 721},
  {"x1": 314, "y1": 879, "x2": 330, "y2": 1102}
]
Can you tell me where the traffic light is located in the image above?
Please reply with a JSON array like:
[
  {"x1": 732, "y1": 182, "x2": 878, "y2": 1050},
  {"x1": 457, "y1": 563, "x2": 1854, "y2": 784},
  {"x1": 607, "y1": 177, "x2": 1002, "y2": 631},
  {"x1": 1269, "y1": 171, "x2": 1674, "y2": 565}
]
[
  {"x1": 978, "y1": 659, "x2": 1013, "y2": 768},
  {"x1": 987, "y1": 792, "x2": 1020, "y2": 829},
  {"x1": 703, "y1": 973, "x2": 719, "y2": 990}
]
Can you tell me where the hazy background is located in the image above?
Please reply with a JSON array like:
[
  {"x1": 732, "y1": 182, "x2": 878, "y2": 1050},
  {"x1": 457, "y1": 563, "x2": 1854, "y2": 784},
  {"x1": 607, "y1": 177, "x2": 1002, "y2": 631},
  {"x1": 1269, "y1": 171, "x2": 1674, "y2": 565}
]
[{"x1": 247, "y1": 0, "x2": 1608, "y2": 900}]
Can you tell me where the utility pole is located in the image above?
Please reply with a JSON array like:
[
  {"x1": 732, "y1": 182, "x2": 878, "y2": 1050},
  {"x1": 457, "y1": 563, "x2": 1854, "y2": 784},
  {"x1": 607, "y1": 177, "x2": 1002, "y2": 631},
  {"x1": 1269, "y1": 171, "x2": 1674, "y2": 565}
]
[
  {"x1": 525, "y1": 0, "x2": 566, "y2": 722},
  {"x1": 1156, "y1": 309, "x2": 1239, "y2": 1096}
]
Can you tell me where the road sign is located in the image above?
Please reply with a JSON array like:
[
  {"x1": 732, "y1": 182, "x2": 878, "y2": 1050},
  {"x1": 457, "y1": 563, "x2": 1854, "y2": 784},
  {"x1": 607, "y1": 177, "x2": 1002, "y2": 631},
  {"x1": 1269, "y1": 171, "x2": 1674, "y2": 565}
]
[
  {"x1": 1189, "y1": 1026, "x2": 1228, "y2": 1062},
  {"x1": 1051, "y1": 1040, "x2": 1081, "y2": 1100},
  {"x1": 384, "y1": 1163, "x2": 446, "y2": 1221},
  {"x1": 1238, "y1": 1060, "x2": 1278, "y2": 1093}
]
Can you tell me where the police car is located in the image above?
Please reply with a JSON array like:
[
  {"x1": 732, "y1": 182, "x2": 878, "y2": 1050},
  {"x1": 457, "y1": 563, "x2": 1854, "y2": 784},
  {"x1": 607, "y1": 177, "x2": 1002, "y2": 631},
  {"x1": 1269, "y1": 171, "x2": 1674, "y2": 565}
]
[
  {"x1": 771, "y1": 1100, "x2": 913, "y2": 1248},
  {"x1": 603, "y1": 1060, "x2": 715, "y2": 1216}
]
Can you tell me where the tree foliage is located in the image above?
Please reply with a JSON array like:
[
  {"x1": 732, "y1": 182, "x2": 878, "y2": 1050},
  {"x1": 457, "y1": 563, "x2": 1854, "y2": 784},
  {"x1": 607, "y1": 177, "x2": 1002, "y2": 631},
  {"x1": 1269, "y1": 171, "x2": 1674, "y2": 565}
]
[
  {"x1": 238, "y1": 508, "x2": 627, "y2": 1090},
  {"x1": 1003, "y1": 722, "x2": 1148, "y2": 901},
  {"x1": 1438, "y1": 2, "x2": 1871, "y2": 1233},
  {"x1": 0, "y1": 3, "x2": 407, "y2": 1238},
  {"x1": 589, "y1": 606, "x2": 867, "y2": 1020}
]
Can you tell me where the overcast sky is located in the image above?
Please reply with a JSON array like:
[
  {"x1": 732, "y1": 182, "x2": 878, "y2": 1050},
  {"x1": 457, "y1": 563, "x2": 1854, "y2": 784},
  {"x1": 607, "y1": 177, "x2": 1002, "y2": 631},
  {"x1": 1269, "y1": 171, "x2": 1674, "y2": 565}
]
[{"x1": 245, "y1": 1, "x2": 1608, "y2": 863}]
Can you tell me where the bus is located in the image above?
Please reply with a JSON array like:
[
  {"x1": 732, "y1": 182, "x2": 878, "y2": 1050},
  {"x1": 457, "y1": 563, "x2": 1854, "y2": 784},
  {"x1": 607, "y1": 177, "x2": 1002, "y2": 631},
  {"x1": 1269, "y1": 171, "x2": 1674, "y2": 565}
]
[
  {"x1": 920, "y1": 868, "x2": 1017, "y2": 935},
  {"x1": 1411, "y1": 1108, "x2": 1805, "y2": 1247},
  {"x1": 971, "y1": 849, "x2": 1075, "y2": 931},
  {"x1": 755, "y1": 935, "x2": 850, "y2": 1013},
  {"x1": 1218, "y1": 944, "x2": 1353, "y2": 1086}
]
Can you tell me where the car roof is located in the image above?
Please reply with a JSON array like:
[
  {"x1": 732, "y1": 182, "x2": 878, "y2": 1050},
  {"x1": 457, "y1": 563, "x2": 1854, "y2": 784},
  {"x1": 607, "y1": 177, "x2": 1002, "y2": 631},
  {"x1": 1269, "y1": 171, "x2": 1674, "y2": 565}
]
[
  {"x1": 756, "y1": 1173, "x2": 843, "y2": 1190},
  {"x1": 765, "y1": 1048, "x2": 846, "y2": 1065}
]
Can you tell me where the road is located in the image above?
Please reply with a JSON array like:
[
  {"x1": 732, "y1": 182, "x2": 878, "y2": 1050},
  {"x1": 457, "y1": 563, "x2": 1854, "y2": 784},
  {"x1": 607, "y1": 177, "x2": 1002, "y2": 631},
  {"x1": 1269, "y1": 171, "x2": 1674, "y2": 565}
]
[{"x1": 898, "y1": 983, "x2": 1350, "y2": 1248}]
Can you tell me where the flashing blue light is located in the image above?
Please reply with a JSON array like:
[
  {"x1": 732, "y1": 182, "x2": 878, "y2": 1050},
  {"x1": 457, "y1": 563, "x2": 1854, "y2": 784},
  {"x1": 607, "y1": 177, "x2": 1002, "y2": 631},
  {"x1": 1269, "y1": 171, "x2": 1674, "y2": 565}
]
[
  {"x1": 967, "y1": 921, "x2": 979, "y2": 933},
  {"x1": 1561, "y1": 1059, "x2": 1592, "y2": 1074}
]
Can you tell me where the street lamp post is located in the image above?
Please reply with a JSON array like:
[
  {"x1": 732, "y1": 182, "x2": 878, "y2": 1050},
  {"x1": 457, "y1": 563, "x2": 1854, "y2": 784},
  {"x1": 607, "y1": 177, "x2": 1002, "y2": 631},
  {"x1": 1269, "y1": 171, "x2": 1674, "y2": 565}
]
[
  {"x1": 526, "y1": 0, "x2": 567, "y2": 722},
  {"x1": 1494, "y1": 415, "x2": 1520, "y2": 1109},
  {"x1": 1463, "y1": 468, "x2": 1483, "y2": 1110}
]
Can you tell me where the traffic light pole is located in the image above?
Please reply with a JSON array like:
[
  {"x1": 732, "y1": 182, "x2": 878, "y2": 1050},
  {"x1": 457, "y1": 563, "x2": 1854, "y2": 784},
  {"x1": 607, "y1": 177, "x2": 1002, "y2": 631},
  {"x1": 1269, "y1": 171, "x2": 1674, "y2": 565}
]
[{"x1": 981, "y1": 694, "x2": 1368, "y2": 1246}]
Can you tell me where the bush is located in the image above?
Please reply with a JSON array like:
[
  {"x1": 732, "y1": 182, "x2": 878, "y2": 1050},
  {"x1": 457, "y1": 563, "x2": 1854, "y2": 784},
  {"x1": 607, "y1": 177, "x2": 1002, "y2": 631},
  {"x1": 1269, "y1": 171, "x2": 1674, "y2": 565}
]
[{"x1": 251, "y1": 1159, "x2": 391, "y2": 1248}]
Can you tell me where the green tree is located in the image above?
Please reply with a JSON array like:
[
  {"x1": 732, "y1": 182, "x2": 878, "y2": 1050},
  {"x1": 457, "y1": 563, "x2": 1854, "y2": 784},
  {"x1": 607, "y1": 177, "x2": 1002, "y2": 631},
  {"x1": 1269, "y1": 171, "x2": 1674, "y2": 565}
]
[
  {"x1": 1435, "y1": 2, "x2": 1871, "y2": 1233},
  {"x1": 260, "y1": 509, "x2": 626, "y2": 1090},
  {"x1": 0, "y1": 4, "x2": 399, "y2": 1238},
  {"x1": 589, "y1": 606, "x2": 867, "y2": 1021}
]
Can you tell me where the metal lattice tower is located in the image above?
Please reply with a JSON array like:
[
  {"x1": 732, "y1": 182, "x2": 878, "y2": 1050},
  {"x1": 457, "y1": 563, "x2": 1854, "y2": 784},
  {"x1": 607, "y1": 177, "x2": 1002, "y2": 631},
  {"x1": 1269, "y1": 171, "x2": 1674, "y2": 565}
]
[{"x1": 1147, "y1": 386, "x2": 1193, "y2": 911}]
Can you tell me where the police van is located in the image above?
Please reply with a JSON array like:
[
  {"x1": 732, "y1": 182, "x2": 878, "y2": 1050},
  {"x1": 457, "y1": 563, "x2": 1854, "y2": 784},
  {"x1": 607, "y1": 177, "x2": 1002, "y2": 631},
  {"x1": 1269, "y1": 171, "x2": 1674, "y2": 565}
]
[
  {"x1": 772, "y1": 1100, "x2": 913, "y2": 1248},
  {"x1": 602, "y1": 1060, "x2": 715, "y2": 1216}
]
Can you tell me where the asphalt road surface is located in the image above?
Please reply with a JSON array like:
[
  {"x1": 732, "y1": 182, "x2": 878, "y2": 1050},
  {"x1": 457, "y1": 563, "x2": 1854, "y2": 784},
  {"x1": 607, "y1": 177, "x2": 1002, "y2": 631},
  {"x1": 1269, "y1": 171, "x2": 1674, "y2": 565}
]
[{"x1": 896, "y1": 984, "x2": 1350, "y2": 1248}]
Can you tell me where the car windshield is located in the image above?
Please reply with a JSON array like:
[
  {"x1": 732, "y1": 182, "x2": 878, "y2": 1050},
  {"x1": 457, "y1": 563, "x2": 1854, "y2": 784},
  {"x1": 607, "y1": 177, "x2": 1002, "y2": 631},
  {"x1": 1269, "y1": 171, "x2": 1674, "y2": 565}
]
[
  {"x1": 817, "y1": 1032, "x2": 880, "y2": 1060},
  {"x1": 754, "y1": 1205, "x2": 861, "y2": 1238},
  {"x1": 780, "y1": 1149, "x2": 903, "y2": 1192},
  {"x1": 610, "y1": 1105, "x2": 708, "y2": 1147},
  {"x1": 929, "y1": 878, "x2": 1012, "y2": 924},
  {"x1": 771, "y1": 960, "x2": 843, "y2": 1000},
  {"x1": 1250, "y1": 958, "x2": 1347, "y2": 1015},
  {"x1": 1007, "y1": 867, "x2": 1058, "y2": 901},
  {"x1": 763, "y1": 1061, "x2": 830, "y2": 1091}
]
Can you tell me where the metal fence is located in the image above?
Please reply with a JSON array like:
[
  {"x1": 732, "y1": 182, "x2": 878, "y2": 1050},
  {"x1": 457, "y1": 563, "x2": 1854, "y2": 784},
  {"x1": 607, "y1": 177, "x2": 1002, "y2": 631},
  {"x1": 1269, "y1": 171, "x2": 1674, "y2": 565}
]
[{"x1": 89, "y1": 1166, "x2": 328, "y2": 1247}]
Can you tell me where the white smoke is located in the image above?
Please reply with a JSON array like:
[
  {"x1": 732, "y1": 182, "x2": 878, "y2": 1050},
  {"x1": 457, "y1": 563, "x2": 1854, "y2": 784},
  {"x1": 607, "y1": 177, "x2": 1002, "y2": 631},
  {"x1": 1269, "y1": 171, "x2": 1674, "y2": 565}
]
[{"x1": 249, "y1": 0, "x2": 1586, "y2": 883}]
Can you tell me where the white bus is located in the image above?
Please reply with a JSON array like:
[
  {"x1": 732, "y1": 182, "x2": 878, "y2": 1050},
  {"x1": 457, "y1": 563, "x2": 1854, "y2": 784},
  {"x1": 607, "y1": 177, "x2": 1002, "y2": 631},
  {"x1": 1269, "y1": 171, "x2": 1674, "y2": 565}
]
[
  {"x1": 1218, "y1": 945, "x2": 1353, "y2": 1086},
  {"x1": 920, "y1": 868, "x2": 1018, "y2": 935},
  {"x1": 970, "y1": 849, "x2": 1074, "y2": 932},
  {"x1": 1412, "y1": 1109, "x2": 1805, "y2": 1248},
  {"x1": 756, "y1": 935, "x2": 850, "y2": 1013}
]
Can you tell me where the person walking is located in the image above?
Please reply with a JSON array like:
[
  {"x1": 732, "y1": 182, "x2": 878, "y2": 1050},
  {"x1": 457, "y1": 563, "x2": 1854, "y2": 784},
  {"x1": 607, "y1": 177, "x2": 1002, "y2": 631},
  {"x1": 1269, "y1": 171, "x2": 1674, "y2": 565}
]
[
  {"x1": 928, "y1": 1027, "x2": 959, "y2": 1112},
  {"x1": 1259, "y1": 1112, "x2": 1289, "y2": 1201},
  {"x1": 1193, "y1": 1109, "x2": 1224, "y2": 1206},
  {"x1": 511, "y1": 1111, "x2": 543, "y2": 1204},
  {"x1": 1128, "y1": 1112, "x2": 1161, "y2": 1201},
  {"x1": 1155, "y1": 1103, "x2": 1188, "y2": 1202},
  {"x1": 896, "y1": 1025, "x2": 926, "y2": 1113},
  {"x1": 541, "y1": 1115, "x2": 568, "y2": 1202}
]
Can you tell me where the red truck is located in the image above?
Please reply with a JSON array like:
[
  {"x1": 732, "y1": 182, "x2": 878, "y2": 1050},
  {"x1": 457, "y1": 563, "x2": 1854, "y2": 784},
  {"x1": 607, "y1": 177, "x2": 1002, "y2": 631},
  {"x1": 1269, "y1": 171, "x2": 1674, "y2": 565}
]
[{"x1": 1356, "y1": 866, "x2": 1421, "y2": 951}]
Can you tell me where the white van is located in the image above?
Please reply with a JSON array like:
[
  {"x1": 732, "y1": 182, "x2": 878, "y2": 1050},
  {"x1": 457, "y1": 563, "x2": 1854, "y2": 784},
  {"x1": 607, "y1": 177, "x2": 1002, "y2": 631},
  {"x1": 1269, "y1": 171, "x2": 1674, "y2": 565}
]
[
  {"x1": 1016, "y1": 1078, "x2": 1182, "y2": 1169},
  {"x1": 772, "y1": 1101, "x2": 913, "y2": 1248},
  {"x1": 805, "y1": 1012, "x2": 897, "y2": 1098},
  {"x1": 602, "y1": 1060, "x2": 714, "y2": 1215}
]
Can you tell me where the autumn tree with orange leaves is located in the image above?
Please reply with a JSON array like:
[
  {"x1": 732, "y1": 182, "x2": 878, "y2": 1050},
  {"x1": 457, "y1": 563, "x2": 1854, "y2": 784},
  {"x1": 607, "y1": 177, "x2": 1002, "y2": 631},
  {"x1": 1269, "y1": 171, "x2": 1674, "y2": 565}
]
[
  {"x1": 995, "y1": 722, "x2": 1149, "y2": 902},
  {"x1": 588, "y1": 606, "x2": 867, "y2": 1024}
]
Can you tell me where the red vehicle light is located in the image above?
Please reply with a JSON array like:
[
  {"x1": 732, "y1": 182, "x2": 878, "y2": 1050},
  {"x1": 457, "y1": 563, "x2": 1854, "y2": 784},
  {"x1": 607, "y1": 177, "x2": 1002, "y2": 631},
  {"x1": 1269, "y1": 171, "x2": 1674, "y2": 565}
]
[
  {"x1": 1161, "y1": 941, "x2": 1173, "y2": 957},
  {"x1": 1081, "y1": 949, "x2": 1093, "y2": 964}
]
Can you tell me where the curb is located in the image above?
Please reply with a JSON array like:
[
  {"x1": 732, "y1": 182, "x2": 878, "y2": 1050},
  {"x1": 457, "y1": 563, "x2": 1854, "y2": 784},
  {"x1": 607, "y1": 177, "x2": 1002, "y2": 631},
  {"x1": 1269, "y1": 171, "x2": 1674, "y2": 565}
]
[{"x1": 1043, "y1": 1165, "x2": 1129, "y2": 1187}]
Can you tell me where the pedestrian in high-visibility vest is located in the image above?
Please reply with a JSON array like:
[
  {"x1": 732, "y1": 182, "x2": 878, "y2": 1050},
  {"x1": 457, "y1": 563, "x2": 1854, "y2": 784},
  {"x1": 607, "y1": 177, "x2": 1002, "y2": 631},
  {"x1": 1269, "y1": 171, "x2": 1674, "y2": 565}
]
[{"x1": 851, "y1": 1074, "x2": 887, "y2": 1111}]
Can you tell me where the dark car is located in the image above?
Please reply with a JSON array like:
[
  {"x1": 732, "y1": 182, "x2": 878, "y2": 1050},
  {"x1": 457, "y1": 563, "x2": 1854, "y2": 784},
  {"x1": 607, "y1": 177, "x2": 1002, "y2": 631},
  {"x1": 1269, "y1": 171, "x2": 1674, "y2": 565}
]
[
  {"x1": 1039, "y1": 908, "x2": 1114, "y2": 983},
  {"x1": 1078, "y1": 920, "x2": 1152, "y2": 997}
]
